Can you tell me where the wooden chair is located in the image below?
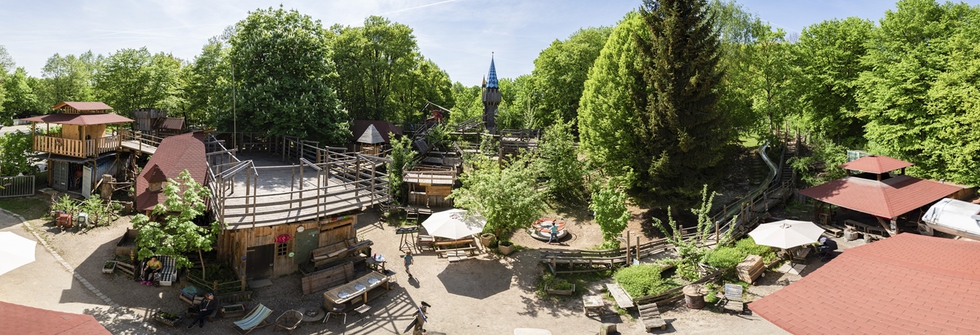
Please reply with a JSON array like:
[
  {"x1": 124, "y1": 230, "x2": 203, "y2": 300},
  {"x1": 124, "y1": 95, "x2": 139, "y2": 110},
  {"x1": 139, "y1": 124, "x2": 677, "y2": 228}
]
[
  {"x1": 718, "y1": 283, "x2": 745, "y2": 314},
  {"x1": 274, "y1": 310, "x2": 303, "y2": 334},
  {"x1": 233, "y1": 303, "x2": 273, "y2": 334}
]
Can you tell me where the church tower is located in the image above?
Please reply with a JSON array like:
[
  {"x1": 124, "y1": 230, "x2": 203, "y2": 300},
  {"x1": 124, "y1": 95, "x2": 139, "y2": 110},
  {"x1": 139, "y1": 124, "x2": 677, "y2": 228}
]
[{"x1": 481, "y1": 54, "x2": 501, "y2": 134}]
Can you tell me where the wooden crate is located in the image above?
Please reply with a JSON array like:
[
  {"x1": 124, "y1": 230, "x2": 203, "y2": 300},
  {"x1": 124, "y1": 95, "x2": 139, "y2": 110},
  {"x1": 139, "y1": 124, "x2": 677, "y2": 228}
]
[{"x1": 736, "y1": 255, "x2": 764, "y2": 283}]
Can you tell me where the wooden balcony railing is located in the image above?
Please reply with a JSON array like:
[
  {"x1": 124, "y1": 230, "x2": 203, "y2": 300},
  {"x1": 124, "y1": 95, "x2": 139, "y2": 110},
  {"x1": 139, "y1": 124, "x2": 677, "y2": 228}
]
[{"x1": 34, "y1": 135, "x2": 121, "y2": 158}]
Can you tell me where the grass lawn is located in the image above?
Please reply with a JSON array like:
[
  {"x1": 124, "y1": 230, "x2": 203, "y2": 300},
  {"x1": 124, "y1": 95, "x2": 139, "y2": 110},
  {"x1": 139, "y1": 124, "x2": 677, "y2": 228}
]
[
  {"x1": 0, "y1": 195, "x2": 50, "y2": 220},
  {"x1": 740, "y1": 135, "x2": 761, "y2": 149}
]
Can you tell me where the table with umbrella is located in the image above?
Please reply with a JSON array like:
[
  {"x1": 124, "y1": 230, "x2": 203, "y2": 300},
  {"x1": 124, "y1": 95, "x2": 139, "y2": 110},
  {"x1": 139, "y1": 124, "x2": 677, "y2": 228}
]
[
  {"x1": 420, "y1": 209, "x2": 486, "y2": 260},
  {"x1": 749, "y1": 219, "x2": 825, "y2": 264},
  {"x1": 0, "y1": 231, "x2": 37, "y2": 277}
]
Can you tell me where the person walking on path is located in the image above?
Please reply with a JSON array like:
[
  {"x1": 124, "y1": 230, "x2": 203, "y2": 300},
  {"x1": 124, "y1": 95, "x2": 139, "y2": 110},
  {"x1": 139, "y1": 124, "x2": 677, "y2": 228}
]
[
  {"x1": 402, "y1": 251, "x2": 414, "y2": 279},
  {"x1": 140, "y1": 257, "x2": 162, "y2": 286},
  {"x1": 187, "y1": 293, "x2": 217, "y2": 328},
  {"x1": 548, "y1": 224, "x2": 559, "y2": 244}
]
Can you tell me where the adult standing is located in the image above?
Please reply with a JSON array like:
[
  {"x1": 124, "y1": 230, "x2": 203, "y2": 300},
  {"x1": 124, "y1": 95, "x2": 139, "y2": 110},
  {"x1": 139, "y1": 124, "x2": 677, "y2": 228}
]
[{"x1": 187, "y1": 293, "x2": 217, "y2": 328}]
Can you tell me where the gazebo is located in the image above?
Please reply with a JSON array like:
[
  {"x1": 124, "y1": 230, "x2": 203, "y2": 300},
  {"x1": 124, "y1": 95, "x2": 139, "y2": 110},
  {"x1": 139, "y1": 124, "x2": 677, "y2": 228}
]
[
  {"x1": 356, "y1": 124, "x2": 386, "y2": 155},
  {"x1": 798, "y1": 155, "x2": 962, "y2": 236}
]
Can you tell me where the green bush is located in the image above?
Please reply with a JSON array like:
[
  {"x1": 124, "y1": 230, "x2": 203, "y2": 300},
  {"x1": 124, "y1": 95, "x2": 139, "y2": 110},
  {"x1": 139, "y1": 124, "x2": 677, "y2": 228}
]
[
  {"x1": 704, "y1": 246, "x2": 748, "y2": 268},
  {"x1": 736, "y1": 238, "x2": 774, "y2": 256},
  {"x1": 613, "y1": 264, "x2": 679, "y2": 298}
]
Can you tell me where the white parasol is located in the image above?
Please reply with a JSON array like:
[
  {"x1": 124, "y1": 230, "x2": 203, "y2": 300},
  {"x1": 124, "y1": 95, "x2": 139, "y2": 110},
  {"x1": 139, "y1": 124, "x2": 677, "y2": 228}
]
[
  {"x1": 748, "y1": 219, "x2": 825, "y2": 249},
  {"x1": 421, "y1": 209, "x2": 487, "y2": 240},
  {"x1": 0, "y1": 231, "x2": 37, "y2": 276}
]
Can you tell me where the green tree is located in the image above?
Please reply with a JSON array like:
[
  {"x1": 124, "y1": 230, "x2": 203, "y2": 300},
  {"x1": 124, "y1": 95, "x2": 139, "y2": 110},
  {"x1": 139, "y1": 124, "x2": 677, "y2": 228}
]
[
  {"x1": 633, "y1": 0, "x2": 731, "y2": 209},
  {"x1": 794, "y1": 17, "x2": 874, "y2": 148},
  {"x1": 536, "y1": 120, "x2": 585, "y2": 202},
  {"x1": 3, "y1": 68, "x2": 46, "y2": 120},
  {"x1": 652, "y1": 186, "x2": 734, "y2": 280},
  {"x1": 40, "y1": 52, "x2": 96, "y2": 107},
  {"x1": 93, "y1": 48, "x2": 184, "y2": 117},
  {"x1": 387, "y1": 134, "x2": 416, "y2": 204},
  {"x1": 449, "y1": 155, "x2": 546, "y2": 241},
  {"x1": 229, "y1": 7, "x2": 349, "y2": 144},
  {"x1": 448, "y1": 82, "x2": 482, "y2": 124},
  {"x1": 856, "y1": 0, "x2": 971, "y2": 180},
  {"x1": 0, "y1": 131, "x2": 38, "y2": 175},
  {"x1": 748, "y1": 29, "x2": 796, "y2": 136},
  {"x1": 709, "y1": 0, "x2": 769, "y2": 136},
  {"x1": 531, "y1": 26, "x2": 613, "y2": 128},
  {"x1": 578, "y1": 11, "x2": 646, "y2": 182},
  {"x1": 131, "y1": 170, "x2": 224, "y2": 278},
  {"x1": 185, "y1": 37, "x2": 232, "y2": 128},
  {"x1": 589, "y1": 180, "x2": 630, "y2": 248}
]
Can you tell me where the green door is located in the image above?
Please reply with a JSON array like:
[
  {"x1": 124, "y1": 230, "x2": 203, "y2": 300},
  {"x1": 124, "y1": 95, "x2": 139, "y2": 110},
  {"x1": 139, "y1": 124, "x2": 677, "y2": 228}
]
[{"x1": 293, "y1": 228, "x2": 318, "y2": 265}]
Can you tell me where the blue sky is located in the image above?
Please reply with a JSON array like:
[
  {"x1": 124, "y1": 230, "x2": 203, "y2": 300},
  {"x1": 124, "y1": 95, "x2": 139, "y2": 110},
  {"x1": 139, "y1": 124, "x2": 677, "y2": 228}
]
[{"x1": 2, "y1": 0, "x2": 979, "y2": 86}]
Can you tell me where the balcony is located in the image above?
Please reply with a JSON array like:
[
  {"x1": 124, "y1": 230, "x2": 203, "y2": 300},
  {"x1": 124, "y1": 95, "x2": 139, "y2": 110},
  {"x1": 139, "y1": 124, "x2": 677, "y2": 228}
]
[{"x1": 34, "y1": 135, "x2": 121, "y2": 158}]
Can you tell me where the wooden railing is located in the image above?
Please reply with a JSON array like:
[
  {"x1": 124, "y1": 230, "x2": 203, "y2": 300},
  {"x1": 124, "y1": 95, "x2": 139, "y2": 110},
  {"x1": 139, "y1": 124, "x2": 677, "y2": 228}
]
[{"x1": 33, "y1": 135, "x2": 121, "y2": 158}]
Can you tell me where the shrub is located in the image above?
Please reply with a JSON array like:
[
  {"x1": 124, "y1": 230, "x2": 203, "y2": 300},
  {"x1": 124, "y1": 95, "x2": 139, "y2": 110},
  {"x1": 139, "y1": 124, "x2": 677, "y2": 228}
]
[
  {"x1": 736, "y1": 238, "x2": 773, "y2": 257},
  {"x1": 613, "y1": 264, "x2": 679, "y2": 297},
  {"x1": 704, "y1": 246, "x2": 748, "y2": 269}
]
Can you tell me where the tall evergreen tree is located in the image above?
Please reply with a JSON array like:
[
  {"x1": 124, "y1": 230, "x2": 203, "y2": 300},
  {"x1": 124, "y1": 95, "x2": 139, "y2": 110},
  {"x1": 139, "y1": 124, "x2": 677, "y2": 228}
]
[{"x1": 634, "y1": 0, "x2": 731, "y2": 209}]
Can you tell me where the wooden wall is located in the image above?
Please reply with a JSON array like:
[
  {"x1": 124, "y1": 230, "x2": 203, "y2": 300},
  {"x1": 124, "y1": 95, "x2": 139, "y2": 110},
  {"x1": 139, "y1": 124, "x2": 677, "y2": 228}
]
[
  {"x1": 217, "y1": 215, "x2": 358, "y2": 279},
  {"x1": 61, "y1": 124, "x2": 107, "y2": 140}
]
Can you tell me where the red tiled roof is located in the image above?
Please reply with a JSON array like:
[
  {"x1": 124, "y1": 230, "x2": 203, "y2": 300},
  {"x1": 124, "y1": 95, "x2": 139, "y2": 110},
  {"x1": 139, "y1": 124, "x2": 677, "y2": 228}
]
[
  {"x1": 136, "y1": 132, "x2": 208, "y2": 211},
  {"x1": 751, "y1": 233, "x2": 980, "y2": 334},
  {"x1": 160, "y1": 117, "x2": 184, "y2": 130},
  {"x1": 22, "y1": 113, "x2": 133, "y2": 125},
  {"x1": 798, "y1": 175, "x2": 962, "y2": 218},
  {"x1": 840, "y1": 155, "x2": 913, "y2": 174},
  {"x1": 0, "y1": 301, "x2": 111, "y2": 334},
  {"x1": 51, "y1": 101, "x2": 113, "y2": 111}
]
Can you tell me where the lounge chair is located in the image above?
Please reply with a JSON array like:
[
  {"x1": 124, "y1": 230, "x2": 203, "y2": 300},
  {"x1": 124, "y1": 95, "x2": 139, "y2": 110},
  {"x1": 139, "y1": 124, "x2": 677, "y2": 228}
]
[
  {"x1": 718, "y1": 283, "x2": 745, "y2": 314},
  {"x1": 637, "y1": 302, "x2": 667, "y2": 331},
  {"x1": 233, "y1": 303, "x2": 273, "y2": 334},
  {"x1": 275, "y1": 310, "x2": 303, "y2": 334}
]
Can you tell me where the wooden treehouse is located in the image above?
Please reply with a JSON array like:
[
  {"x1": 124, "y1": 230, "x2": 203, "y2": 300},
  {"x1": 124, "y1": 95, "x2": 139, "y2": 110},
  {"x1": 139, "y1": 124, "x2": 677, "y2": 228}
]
[
  {"x1": 24, "y1": 102, "x2": 159, "y2": 197},
  {"x1": 207, "y1": 135, "x2": 391, "y2": 279},
  {"x1": 404, "y1": 165, "x2": 457, "y2": 207}
]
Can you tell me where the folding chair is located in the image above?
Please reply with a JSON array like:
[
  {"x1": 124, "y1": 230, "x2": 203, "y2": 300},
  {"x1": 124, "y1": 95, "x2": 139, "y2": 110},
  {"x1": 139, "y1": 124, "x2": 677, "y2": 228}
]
[{"x1": 233, "y1": 303, "x2": 273, "y2": 334}]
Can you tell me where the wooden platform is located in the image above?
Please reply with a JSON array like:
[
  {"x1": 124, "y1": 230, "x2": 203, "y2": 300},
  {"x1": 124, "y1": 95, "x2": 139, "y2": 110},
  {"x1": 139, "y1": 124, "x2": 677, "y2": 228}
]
[
  {"x1": 605, "y1": 283, "x2": 634, "y2": 309},
  {"x1": 638, "y1": 302, "x2": 666, "y2": 331},
  {"x1": 121, "y1": 140, "x2": 157, "y2": 154}
]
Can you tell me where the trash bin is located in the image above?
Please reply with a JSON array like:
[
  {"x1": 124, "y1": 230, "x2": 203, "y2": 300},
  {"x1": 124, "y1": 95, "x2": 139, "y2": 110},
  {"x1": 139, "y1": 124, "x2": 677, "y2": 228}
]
[{"x1": 77, "y1": 212, "x2": 89, "y2": 228}]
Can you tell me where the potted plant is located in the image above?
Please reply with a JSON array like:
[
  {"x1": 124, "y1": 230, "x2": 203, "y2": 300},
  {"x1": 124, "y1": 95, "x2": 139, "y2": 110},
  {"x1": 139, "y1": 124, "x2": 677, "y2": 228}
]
[
  {"x1": 498, "y1": 240, "x2": 515, "y2": 255},
  {"x1": 546, "y1": 278, "x2": 575, "y2": 295},
  {"x1": 153, "y1": 311, "x2": 182, "y2": 327},
  {"x1": 479, "y1": 233, "x2": 496, "y2": 247},
  {"x1": 102, "y1": 260, "x2": 116, "y2": 274}
]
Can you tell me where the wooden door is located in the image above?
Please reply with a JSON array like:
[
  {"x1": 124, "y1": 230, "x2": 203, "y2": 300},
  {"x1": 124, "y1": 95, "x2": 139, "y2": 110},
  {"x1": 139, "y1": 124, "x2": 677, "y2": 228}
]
[
  {"x1": 81, "y1": 166, "x2": 92, "y2": 198},
  {"x1": 245, "y1": 244, "x2": 274, "y2": 280},
  {"x1": 52, "y1": 161, "x2": 68, "y2": 191}
]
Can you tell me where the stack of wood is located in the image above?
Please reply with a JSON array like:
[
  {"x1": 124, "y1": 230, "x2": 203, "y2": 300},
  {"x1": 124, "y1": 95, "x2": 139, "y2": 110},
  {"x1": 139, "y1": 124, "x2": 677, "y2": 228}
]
[{"x1": 736, "y1": 254, "x2": 765, "y2": 283}]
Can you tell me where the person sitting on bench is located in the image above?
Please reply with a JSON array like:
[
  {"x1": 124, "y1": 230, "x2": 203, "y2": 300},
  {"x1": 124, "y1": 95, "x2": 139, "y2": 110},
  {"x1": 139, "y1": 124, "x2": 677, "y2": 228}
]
[
  {"x1": 817, "y1": 237, "x2": 838, "y2": 261},
  {"x1": 141, "y1": 256, "x2": 162, "y2": 286}
]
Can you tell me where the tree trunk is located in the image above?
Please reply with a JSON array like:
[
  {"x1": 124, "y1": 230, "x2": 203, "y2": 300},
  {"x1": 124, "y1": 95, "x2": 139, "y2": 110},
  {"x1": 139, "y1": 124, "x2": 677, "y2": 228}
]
[{"x1": 199, "y1": 249, "x2": 206, "y2": 281}]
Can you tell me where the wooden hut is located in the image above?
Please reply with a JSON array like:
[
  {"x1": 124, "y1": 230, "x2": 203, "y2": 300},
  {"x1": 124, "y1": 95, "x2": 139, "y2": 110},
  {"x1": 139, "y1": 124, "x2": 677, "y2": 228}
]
[
  {"x1": 356, "y1": 124, "x2": 386, "y2": 155},
  {"x1": 404, "y1": 165, "x2": 457, "y2": 207}
]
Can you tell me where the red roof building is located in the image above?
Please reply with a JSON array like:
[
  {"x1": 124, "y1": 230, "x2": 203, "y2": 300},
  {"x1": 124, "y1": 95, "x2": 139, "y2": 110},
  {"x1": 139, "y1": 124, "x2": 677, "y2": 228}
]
[
  {"x1": 136, "y1": 132, "x2": 207, "y2": 212},
  {"x1": 751, "y1": 233, "x2": 980, "y2": 334},
  {"x1": 839, "y1": 155, "x2": 914, "y2": 174},
  {"x1": 798, "y1": 175, "x2": 962, "y2": 219},
  {"x1": 0, "y1": 301, "x2": 111, "y2": 334}
]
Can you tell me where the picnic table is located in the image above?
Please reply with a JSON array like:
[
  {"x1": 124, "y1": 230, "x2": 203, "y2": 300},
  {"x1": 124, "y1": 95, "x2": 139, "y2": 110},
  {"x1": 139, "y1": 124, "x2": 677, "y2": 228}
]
[{"x1": 322, "y1": 271, "x2": 389, "y2": 307}]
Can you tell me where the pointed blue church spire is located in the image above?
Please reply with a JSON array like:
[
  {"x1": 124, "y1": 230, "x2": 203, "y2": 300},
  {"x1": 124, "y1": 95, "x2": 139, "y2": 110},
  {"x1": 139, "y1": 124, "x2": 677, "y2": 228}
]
[{"x1": 486, "y1": 53, "x2": 499, "y2": 89}]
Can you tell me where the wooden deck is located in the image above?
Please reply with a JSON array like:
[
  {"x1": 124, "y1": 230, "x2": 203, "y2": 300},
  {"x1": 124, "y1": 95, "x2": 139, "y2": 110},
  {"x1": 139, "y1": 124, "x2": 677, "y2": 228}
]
[
  {"x1": 209, "y1": 145, "x2": 389, "y2": 229},
  {"x1": 121, "y1": 140, "x2": 157, "y2": 154}
]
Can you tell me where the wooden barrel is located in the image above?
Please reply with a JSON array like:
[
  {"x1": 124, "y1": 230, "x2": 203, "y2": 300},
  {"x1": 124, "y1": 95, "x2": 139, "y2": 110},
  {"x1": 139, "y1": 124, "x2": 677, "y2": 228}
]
[{"x1": 683, "y1": 284, "x2": 705, "y2": 309}]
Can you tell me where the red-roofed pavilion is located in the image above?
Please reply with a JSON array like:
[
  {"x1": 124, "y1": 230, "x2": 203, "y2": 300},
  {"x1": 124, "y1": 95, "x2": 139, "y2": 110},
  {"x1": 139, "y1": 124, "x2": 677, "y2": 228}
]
[
  {"x1": 798, "y1": 155, "x2": 961, "y2": 236},
  {"x1": 751, "y1": 233, "x2": 980, "y2": 334}
]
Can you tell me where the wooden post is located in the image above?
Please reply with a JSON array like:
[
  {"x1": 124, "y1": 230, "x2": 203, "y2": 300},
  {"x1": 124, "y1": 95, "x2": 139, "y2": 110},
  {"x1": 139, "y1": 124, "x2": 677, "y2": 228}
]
[
  {"x1": 245, "y1": 166, "x2": 251, "y2": 214},
  {"x1": 299, "y1": 161, "x2": 304, "y2": 208},
  {"x1": 636, "y1": 236, "x2": 640, "y2": 263},
  {"x1": 626, "y1": 231, "x2": 631, "y2": 265},
  {"x1": 252, "y1": 173, "x2": 257, "y2": 225},
  {"x1": 370, "y1": 160, "x2": 377, "y2": 204},
  {"x1": 355, "y1": 155, "x2": 361, "y2": 197},
  {"x1": 290, "y1": 164, "x2": 296, "y2": 208},
  {"x1": 715, "y1": 220, "x2": 720, "y2": 245}
]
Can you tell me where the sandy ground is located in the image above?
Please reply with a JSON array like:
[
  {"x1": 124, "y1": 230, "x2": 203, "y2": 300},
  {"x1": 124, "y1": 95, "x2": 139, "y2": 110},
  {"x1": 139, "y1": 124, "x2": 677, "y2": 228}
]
[{"x1": 0, "y1": 203, "x2": 829, "y2": 335}]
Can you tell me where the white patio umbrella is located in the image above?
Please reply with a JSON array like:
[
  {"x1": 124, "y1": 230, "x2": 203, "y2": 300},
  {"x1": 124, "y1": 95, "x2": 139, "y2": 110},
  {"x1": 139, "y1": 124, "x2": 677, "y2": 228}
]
[
  {"x1": 748, "y1": 219, "x2": 825, "y2": 249},
  {"x1": 421, "y1": 209, "x2": 487, "y2": 240},
  {"x1": 0, "y1": 231, "x2": 37, "y2": 276}
]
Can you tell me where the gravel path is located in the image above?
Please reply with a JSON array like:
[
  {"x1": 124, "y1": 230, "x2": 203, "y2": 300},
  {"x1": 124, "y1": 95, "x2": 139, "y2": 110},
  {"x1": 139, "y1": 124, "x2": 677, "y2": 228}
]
[{"x1": 0, "y1": 205, "x2": 794, "y2": 335}]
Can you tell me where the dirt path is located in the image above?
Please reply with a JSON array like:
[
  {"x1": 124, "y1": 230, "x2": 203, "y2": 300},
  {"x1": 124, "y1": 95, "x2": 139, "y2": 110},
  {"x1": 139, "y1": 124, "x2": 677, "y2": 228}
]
[{"x1": 0, "y1": 206, "x2": 794, "y2": 335}]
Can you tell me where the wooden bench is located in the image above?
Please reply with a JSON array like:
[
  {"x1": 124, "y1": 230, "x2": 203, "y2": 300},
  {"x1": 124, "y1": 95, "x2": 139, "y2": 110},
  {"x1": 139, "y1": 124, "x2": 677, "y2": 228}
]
[
  {"x1": 433, "y1": 239, "x2": 475, "y2": 250},
  {"x1": 437, "y1": 247, "x2": 478, "y2": 258},
  {"x1": 443, "y1": 250, "x2": 473, "y2": 263},
  {"x1": 605, "y1": 283, "x2": 634, "y2": 309},
  {"x1": 638, "y1": 302, "x2": 667, "y2": 331}
]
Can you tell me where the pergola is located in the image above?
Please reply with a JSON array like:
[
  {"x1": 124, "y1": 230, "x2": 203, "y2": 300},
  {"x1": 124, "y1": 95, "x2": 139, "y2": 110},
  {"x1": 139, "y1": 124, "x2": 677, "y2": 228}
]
[{"x1": 798, "y1": 156, "x2": 962, "y2": 235}]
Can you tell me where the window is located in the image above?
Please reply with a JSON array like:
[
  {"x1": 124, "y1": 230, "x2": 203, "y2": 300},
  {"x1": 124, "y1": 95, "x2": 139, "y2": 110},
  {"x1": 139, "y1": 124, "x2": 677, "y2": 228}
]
[{"x1": 277, "y1": 242, "x2": 288, "y2": 256}]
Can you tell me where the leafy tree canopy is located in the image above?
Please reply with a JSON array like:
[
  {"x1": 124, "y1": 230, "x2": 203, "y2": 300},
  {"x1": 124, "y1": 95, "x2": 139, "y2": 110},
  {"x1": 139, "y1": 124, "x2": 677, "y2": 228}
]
[
  {"x1": 93, "y1": 47, "x2": 184, "y2": 118},
  {"x1": 449, "y1": 155, "x2": 546, "y2": 241}
]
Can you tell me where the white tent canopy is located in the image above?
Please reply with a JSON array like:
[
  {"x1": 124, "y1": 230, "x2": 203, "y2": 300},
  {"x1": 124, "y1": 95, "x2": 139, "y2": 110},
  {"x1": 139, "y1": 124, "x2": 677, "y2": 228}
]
[
  {"x1": 922, "y1": 198, "x2": 980, "y2": 237},
  {"x1": 357, "y1": 124, "x2": 386, "y2": 144}
]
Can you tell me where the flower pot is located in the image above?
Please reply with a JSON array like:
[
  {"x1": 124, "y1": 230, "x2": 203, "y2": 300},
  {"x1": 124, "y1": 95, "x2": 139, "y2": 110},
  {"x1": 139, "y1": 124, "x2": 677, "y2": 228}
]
[
  {"x1": 153, "y1": 312, "x2": 182, "y2": 328},
  {"x1": 498, "y1": 242, "x2": 514, "y2": 255},
  {"x1": 546, "y1": 283, "x2": 575, "y2": 296},
  {"x1": 103, "y1": 261, "x2": 116, "y2": 274},
  {"x1": 479, "y1": 233, "x2": 496, "y2": 247}
]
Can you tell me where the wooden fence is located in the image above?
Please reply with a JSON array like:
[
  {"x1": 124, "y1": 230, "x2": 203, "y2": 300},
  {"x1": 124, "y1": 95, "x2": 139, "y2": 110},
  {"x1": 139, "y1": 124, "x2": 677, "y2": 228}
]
[
  {"x1": 185, "y1": 273, "x2": 247, "y2": 295},
  {"x1": 0, "y1": 175, "x2": 35, "y2": 198}
]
